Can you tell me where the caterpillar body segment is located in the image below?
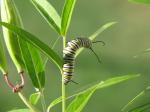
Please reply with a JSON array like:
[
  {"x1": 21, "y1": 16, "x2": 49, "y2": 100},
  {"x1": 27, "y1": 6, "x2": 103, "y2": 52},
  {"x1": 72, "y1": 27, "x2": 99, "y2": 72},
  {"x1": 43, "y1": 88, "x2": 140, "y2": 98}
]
[{"x1": 63, "y1": 37, "x2": 103, "y2": 85}]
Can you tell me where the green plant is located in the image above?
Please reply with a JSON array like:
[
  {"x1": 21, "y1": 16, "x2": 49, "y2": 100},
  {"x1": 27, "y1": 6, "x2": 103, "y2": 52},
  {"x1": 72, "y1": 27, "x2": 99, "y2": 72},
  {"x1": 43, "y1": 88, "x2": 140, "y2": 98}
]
[
  {"x1": 0, "y1": 0, "x2": 141, "y2": 112},
  {"x1": 120, "y1": 1, "x2": 150, "y2": 112},
  {"x1": 128, "y1": 0, "x2": 150, "y2": 4}
]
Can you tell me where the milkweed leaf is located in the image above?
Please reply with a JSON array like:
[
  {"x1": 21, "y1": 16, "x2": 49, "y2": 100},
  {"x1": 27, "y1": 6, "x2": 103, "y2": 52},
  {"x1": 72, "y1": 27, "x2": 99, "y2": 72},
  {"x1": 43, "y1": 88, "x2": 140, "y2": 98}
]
[
  {"x1": 31, "y1": 0, "x2": 61, "y2": 34},
  {"x1": 0, "y1": 22, "x2": 63, "y2": 70},
  {"x1": 61, "y1": 0, "x2": 77, "y2": 36},
  {"x1": 47, "y1": 74, "x2": 140, "y2": 112},
  {"x1": 129, "y1": 103, "x2": 150, "y2": 112},
  {"x1": 76, "y1": 22, "x2": 117, "y2": 57},
  {"x1": 8, "y1": 109, "x2": 31, "y2": 112},
  {"x1": 29, "y1": 92, "x2": 41, "y2": 105}
]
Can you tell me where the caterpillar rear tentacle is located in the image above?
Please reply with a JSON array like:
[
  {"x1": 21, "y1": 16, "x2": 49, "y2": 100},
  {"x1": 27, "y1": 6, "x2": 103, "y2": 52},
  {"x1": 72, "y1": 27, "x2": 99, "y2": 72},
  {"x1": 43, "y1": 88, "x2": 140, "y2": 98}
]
[{"x1": 63, "y1": 37, "x2": 104, "y2": 85}]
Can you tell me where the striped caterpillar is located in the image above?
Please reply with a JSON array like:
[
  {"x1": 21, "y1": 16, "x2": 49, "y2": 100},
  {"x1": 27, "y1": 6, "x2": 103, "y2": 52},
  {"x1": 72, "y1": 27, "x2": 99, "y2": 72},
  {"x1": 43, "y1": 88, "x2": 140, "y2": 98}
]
[{"x1": 63, "y1": 37, "x2": 104, "y2": 85}]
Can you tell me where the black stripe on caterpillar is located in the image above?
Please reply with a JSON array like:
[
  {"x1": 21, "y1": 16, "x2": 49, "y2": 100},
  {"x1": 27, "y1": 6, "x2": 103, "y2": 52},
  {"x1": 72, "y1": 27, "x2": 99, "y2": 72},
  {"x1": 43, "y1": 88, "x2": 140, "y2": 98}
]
[{"x1": 63, "y1": 37, "x2": 105, "y2": 85}]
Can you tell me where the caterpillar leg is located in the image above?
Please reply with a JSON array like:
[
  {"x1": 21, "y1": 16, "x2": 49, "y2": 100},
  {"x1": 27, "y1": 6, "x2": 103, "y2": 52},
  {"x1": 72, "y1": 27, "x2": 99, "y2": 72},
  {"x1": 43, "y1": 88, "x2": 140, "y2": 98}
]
[
  {"x1": 63, "y1": 73, "x2": 78, "y2": 85},
  {"x1": 70, "y1": 80, "x2": 79, "y2": 84},
  {"x1": 64, "y1": 79, "x2": 78, "y2": 85}
]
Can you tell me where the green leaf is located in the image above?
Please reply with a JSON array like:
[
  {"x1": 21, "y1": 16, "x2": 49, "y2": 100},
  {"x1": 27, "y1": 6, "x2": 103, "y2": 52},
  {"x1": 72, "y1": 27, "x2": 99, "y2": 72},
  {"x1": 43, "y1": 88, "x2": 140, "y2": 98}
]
[
  {"x1": 66, "y1": 74, "x2": 140, "y2": 112},
  {"x1": 8, "y1": 109, "x2": 31, "y2": 112},
  {"x1": 133, "y1": 48, "x2": 150, "y2": 58},
  {"x1": 28, "y1": 46, "x2": 45, "y2": 88},
  {"x1": 129, "y1": 103, "x2": 150, "y2": 112},
  {"x1": 96, "y1": 74, "x2": 140, "y2": 89},
  {"x1": 128, "y1": 0, "x2": 150, "y2": 4},
  {"x1": 29, "y1": 92, "x2": 41, "y2": 105},
  {"x1": 122, "y1": 86, "x2": 150, "y2": 111},
  {"x1": 47, "y1": 97, "x2": 62, "y2": 111},
  {"x1": 1, "y1": 0, "x2": 45, "y2": 88},
  {"x1": 0, "y1": 38, "x2": 7, "y2": 74},
  {"x1": 30, "y1": 0, "x2": 61, "y2": 34},
  {"x1": 23, "y1": 45, "x2": 45, "y2": 89},
  {"x1": 19, "y1": 39, "x2": 40, "y2": 88},
  {"x1": 0, "y1": 22, "x2": 63, "y2": 70},
  {"x1": 47, "y1": 74, "x2": 140, "y2": 112},
  {"x1": 44, "y1": 36, "x2": 61, "y2": 67},
  {"x1": 61, "y1": 0, "x2": 77, "y2": 36},
  {"x1": 76, "y1": 22, "x2": 117, "y2": 57},
  {"x1": 143, "y1": 48, "x2": 150, "y2": 55},
  {"x1": 65, "y1": 83, "x2": 99, "y2": 112},
  {"x1": 89, "y1": 22, "x2": 117, "y2": 40},
  {"x1": 1, "y1": 0, "x2": 25, "y2": 71}
]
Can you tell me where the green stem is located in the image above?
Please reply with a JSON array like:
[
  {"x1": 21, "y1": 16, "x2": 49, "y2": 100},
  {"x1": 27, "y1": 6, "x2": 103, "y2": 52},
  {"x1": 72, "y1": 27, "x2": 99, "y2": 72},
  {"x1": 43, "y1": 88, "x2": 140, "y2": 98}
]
[
  {"x1": 18, "y1": 92, "x2": 40, "y2": 112},
  {"x1": 62, "y1": 74, "x2": 66, "y2": 112},
  {"x1": 40, "y1": 89, "x2": 47, "y2": 112},
  {"x1": 62, "y1": 36, "x2": 66, "y2": 112}
]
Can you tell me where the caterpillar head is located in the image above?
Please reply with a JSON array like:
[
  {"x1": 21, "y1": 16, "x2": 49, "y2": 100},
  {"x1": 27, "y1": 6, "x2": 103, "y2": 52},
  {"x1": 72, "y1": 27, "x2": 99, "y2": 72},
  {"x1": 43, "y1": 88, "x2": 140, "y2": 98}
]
[{"x1": 76, "y1": 37, "x2": 92, "y2": 48}]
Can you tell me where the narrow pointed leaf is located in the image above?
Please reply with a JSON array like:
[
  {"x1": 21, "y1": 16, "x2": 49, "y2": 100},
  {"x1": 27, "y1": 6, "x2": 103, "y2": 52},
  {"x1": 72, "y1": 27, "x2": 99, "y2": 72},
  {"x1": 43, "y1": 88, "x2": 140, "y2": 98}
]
[
  {"x1": 122, "y1": 86, "x2": 150, "y2": 111},
  {"x1": 15, "y1": 0, "x2": 46, "y2": 89},
  {"x1": 44, "y1": 36, "x2": 61, "y2": 67},
  {"x1": 96, "y1": 74, "x2": 140, "y2": 89},
  {"x1": 18, "y1": 93, "x2": 40, "y2": 112},
  {"x1": 61, "y1": 0, "x2": 77, "y2": 36},
  {"x1": 47, "y1": 97, "x2": 62, "y2": 111},
  {"x1": 31, "y1": 0, "x2": 61, "y2": 34},
  {"x1": 1, "y1": 0, "x2": 43, "y2": 89},
  {"x1": 0, "y1": 22, "x2": 63, "y2": 69},
  {"x1": 1, "y1": 0, "x2": 24, "y2": 71},
  {"x1": 8, "y1": 109, "x2": 31, "y2": 112},
  {"x1": 128, "y1": 0, "x2": 150, "y2": 4},
  {"x1": 28, "y1": 46, "x2": 45, "y2": 88},
  {"x1": 65, "y1": 82, "x2": 100, "y2": 112},
  {"x1": 0, "y1": 38, "x2": 7, "y2": 74},
  {"x1": 129, "y1": 103, "x2": 150, "y2": 112},
  {"x1": 66, "y1": 74, "x2": 140, "y2": 112},
  {"x1": 144, "y1": 48, "x2": 150, "y2": 53},
  {"x1": 29, "y1": 92, "x2": 41, "y2": 105},
  {"x1": 47, "y1": 74, "x2": 140, "y2": 111},
  {"x1": 19, "y1": 40, "x2": 40, "y2": 88},
  {"x1": 133, "y1": 48, "x2": 150, "y2": 58},
  {"x1": 76, "y1": 22, "x2": 117, "y2": 57},
  {"x1": 89, "y1": 22, "x2": 117, "y2": 40}
]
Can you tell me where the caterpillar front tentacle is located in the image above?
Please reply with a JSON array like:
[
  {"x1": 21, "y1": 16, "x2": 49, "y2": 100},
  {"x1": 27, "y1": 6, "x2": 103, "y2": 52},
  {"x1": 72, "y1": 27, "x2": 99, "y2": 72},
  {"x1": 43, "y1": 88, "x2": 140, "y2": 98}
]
[{"x1": 63, "y1": 37, "x2": 104, "y2": 85}]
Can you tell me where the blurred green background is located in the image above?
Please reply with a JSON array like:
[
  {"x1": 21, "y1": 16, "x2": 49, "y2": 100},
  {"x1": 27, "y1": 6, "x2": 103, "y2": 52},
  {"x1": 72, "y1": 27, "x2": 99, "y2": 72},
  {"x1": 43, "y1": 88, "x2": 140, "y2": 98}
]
[{"x1": 0, "y1": 0, "x2": 150, "y2": 112}]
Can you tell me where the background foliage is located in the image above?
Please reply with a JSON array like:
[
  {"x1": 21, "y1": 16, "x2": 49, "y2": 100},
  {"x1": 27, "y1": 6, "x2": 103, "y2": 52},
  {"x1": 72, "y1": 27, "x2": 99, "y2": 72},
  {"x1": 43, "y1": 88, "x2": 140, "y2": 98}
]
[{"x1": 0, "y1": 0, "x2": 150, "y2": 111}]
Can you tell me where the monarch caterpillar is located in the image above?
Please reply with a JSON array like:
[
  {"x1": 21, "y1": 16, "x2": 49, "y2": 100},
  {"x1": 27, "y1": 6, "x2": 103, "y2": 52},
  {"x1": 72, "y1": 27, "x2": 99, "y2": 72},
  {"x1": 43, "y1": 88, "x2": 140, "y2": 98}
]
[{"x1": 63, "y1": 37, "x2": 105, "y2": 85}]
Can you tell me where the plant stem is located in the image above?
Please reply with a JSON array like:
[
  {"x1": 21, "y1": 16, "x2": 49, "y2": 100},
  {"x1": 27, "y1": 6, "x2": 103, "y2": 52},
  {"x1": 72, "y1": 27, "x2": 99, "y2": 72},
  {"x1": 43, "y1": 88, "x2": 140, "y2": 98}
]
[
  {"x1": 40, "y1": 89, "x2": 47, "y2": 112},
  {"x1": 62, "y1": 36, "x2": 66, "y2": 112},
  {"x1": 18, "y1": 92, "x2": 40, "y2": 112},
  {"x1": 62, "y1": 74, "x2": 66, "y2": 112}
]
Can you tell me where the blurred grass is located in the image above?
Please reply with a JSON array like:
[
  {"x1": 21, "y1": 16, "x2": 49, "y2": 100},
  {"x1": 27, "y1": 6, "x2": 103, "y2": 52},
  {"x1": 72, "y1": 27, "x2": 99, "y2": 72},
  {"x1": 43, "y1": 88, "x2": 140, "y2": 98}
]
[{"x1": 0, "y1": 0, "x2": 150, "y2": 111}]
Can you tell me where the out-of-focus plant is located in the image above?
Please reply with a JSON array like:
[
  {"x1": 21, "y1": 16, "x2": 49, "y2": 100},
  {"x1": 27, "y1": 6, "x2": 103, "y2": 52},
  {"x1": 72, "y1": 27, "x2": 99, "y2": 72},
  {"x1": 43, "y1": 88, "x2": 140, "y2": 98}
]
[
  {"x1": 129, "y1": 0, "x2": 150, "y2": 4},
  {"x1": 120, "y1": 1, "x2": 150, "y2": 112}
]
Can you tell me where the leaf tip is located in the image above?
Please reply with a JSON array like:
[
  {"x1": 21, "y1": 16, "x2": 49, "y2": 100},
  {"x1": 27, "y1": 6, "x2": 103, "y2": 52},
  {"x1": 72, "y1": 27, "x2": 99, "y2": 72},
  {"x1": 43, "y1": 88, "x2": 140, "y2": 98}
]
[
  {"x1": 130, "y1": 74, "x2": 141, "y2": 78},
  {"x1": 103, "y1": 21, "x2": 117, "y2": 28}
]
